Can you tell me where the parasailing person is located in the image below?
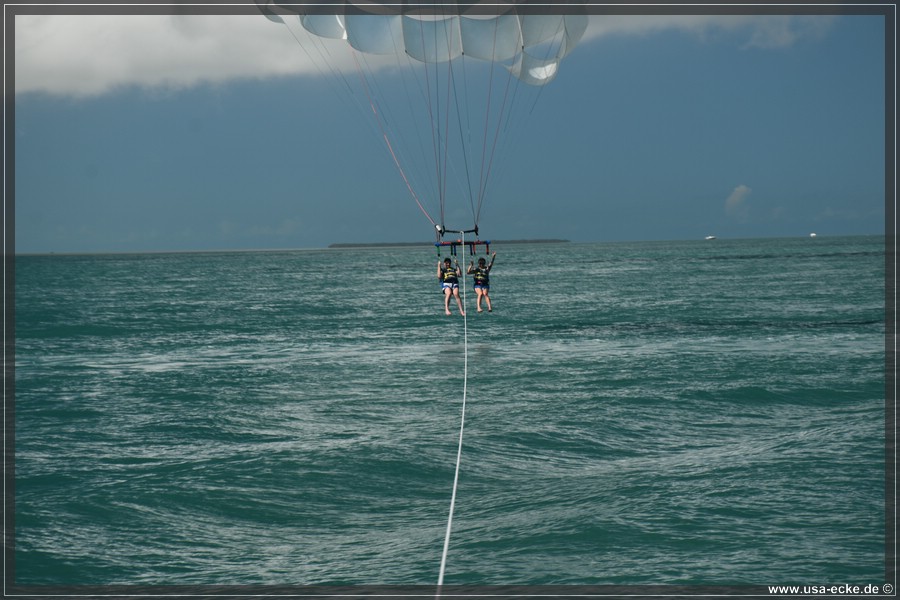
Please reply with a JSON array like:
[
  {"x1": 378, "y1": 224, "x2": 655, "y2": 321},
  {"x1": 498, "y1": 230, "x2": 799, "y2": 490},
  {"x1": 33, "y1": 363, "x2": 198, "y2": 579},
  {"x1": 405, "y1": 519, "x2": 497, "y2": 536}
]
[
  {"x1": 467, "y1": 252, "x2": 496, "y2": 313},
  {"x1": 438, "y1": 257, "x2": 465, "y2": 316}
]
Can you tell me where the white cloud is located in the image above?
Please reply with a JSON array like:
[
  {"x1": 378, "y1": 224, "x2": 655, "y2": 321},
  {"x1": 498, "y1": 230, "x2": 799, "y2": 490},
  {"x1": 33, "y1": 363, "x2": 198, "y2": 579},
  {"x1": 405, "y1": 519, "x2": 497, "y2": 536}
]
[
  {"x1": 725, "y1": 184, "x2": 752, "y2": 220},
  {"x1": 741, "y1": 15, "x2": 835, "y2": 49},
  {"x1": 582, "y1": 14, "x2": 835, "y2": 49},
  {"x1": 15, "y1": 14, "x2": 325, "y2": 97},
  {"x1": 13, "y1": 12, "x2": 836, "y2": 98}
]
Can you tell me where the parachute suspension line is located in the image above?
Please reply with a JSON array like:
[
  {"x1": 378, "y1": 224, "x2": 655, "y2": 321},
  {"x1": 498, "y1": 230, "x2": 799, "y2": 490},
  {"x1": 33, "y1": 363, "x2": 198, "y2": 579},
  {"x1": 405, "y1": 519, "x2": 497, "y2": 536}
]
[
  {"x1": 449, "y1": 49, "x2": 479, "y2": 226},
  {"x1": 412, "y1": 20, "x2": 445, "y2": 228},
  {"x1": 475, "y1": 31, "x2": 498, "y2": 229},
  {"x1": 350, "y1": 50, "x2": 437, "y2": 227},
  {"x1": 437, "y1": 230, "x2": 469, "y2": 591},
  {"x1": 416, "y1": 16, "x2": 460, "y2": 233},
  {"x1": 440, "y1": 30, "x2": 456, "y2": 235},
  {"x1": 476, "y1": 64, "x2": 517, "y2": 223},
  {"x1": 472, "y1": 17, "x2": 520, "y2": 225},
  {"x1": 435, "y1": 0, "x2": 455, "y2": 229}
]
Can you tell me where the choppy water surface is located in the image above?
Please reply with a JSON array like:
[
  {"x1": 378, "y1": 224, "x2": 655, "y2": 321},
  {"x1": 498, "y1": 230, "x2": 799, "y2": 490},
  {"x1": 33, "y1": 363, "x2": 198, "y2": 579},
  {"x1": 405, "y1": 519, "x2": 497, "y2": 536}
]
[{"x1": 14, "y1": 235, "x2": 885, "y2": 588}]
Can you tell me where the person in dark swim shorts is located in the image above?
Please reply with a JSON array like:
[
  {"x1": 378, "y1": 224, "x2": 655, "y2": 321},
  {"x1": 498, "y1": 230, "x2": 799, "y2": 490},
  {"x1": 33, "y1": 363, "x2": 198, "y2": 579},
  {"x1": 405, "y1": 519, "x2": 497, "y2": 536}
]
[{"x1": 467, "y1": 251, "x2": 496, "y2": 312}]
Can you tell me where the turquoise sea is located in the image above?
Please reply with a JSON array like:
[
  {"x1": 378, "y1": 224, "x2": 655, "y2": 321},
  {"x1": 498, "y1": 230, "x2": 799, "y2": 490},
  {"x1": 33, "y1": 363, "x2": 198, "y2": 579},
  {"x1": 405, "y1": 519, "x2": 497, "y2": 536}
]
[{"x1": 12, "y1": 235, "x2": 887, "y2": 593}]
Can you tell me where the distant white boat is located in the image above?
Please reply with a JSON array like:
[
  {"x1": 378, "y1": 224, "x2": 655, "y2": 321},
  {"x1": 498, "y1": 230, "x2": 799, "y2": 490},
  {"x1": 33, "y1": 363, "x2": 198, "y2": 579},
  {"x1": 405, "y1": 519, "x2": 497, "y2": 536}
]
[
  {"x1": 810, "y1": 233, "x2": 817, "y2": 238},
  {"x1": 705, "y1": 235, "x2": 717, "y2": 240}
]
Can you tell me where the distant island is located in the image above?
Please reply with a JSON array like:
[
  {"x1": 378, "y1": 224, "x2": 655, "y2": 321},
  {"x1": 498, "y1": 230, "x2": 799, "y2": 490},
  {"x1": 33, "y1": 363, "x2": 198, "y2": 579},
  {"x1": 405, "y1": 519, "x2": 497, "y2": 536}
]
[{"x1": 328, "y1": 239, "x2": 570, "y2": 248}]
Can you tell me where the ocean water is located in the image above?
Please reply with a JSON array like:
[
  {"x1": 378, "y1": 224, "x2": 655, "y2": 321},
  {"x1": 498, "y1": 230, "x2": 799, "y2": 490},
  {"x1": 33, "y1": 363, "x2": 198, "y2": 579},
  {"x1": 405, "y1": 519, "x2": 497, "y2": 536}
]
[{"x1": 13, "y1": 235, "x2": 886, "y2": 590}]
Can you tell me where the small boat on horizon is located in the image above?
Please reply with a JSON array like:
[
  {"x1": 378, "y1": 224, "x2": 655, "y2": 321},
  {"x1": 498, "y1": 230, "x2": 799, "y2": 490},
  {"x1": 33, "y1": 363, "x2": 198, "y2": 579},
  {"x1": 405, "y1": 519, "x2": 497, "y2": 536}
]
[{"x1": 705, "y1": 235, "x2": 717, "y2": 240}]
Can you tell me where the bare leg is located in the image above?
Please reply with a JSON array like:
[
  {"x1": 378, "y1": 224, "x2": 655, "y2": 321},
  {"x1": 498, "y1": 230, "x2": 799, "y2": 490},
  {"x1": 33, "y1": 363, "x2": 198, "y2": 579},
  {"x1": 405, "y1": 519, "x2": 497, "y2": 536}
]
[
  {"x1": 485, "y1": 290, "x2": 492, "y2": 312},
  {"x1": 443, "y1": 288, "x2": 452, "y2": 315},
  {"x1": 475, "y1": 289, "x2": 484, "y2": 312},
  {"x1": 453, "y1": 289, "x2": 465, "y2": 316}
]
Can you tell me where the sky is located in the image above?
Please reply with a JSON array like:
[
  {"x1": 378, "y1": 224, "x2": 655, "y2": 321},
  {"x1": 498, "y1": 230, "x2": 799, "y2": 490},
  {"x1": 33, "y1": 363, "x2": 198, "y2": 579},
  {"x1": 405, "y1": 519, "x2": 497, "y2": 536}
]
[{"x1": 9, "y1": 3, "x2": 891, "y2": 253}]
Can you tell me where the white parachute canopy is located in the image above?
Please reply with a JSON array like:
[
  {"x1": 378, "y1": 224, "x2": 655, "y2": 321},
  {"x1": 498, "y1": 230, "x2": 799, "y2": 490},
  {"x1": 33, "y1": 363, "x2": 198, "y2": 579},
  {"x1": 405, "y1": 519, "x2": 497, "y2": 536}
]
[{"x1": 258, "y1": 3, "x2": 587, "y2": 86}]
